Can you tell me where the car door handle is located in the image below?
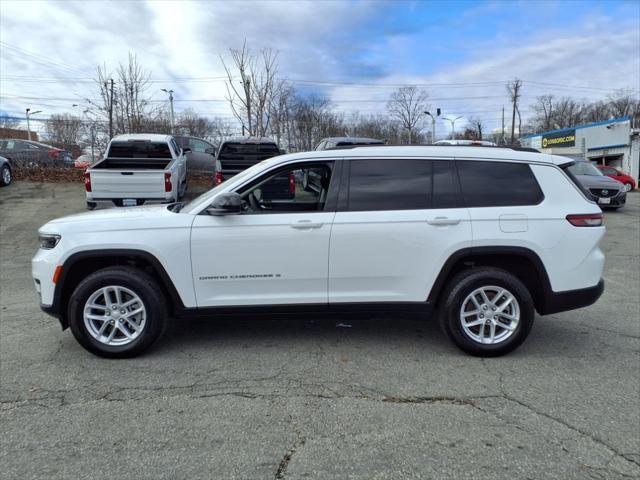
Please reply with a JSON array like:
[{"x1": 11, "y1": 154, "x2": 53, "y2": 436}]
[
  {"x1": 427, "y1": 217, "x2": 460, "y2": 226},
  {"x1": 290, "y1": 220, "x2": 324, "y2": 229}
]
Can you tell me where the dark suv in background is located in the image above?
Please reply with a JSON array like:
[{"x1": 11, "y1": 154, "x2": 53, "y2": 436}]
[{"x1": 173, "y1": 135, "x2": 217, "y2": 173}]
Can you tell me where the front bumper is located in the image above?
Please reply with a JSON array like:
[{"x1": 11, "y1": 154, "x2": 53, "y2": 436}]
[
  {"x1": 591, "y1": 189, "x2": 626, "y2": 207},
  {"x1": 540, "y1": 279, "x2": 604, "y2": 315}
]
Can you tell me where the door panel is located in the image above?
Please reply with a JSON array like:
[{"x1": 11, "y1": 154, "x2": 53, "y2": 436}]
[
  {"x1": 329, "y1": 208, "x2": 471, "y2": 303},
  {"x1": 191, "y1": 212, "x2": 335, "y2": 306}
]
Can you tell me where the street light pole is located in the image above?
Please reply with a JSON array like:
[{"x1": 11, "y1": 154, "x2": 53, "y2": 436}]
[
  {"x1": 443, "y1": 116, "x2": 463, "y2": 140},
  {"x1": 25, "y1": 108, "x2": 43, "y2": 141},
  {"x1": 161, "y1": 89, "x2": 175, "y2": 133},
  {"x1": 424, "y1": 108, "x2": 441, "y2": 143}
]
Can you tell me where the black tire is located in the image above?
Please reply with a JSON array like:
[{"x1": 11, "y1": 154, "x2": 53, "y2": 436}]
[
  {"x1": 439, "y1": 267, "x2": 535, "y2": 357},
  {"x1": 67, "y1": 266, "x2": 168, "y2": 358},
  {"x1": 0, "y1": 164, "x2": 11, "y2": 187},
  {"x1": 86, "y1": 201, "x2": 97, "y2": 210}
]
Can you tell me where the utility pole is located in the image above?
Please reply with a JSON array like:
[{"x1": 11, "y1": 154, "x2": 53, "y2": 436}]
[
  {"x1": 501, "y1": 106, "x2": 505, "y2": 145},
  {"x1": 507, "y1": 79, "x2": 522, "y2": 144},
  {"x1": 108, "y1": 79, "x2": 114, "y2": 139},
  {"x1": 424, "y1": 108, "x2": 441, "y2": 143},
  {"x1": 161, "y1": 89, "x2": 175, "y2": 133},
  {"x1": 25, "y1": 108, "x2": 42, "y2": 141}
]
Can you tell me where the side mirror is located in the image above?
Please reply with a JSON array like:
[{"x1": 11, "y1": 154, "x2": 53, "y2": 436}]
[
  {"x1": 205, "y1": 147, "x2": 216, "y2": 155},
  {"x1": 183, "y1": 147, "x2": 192, "y2": 154},
  {"x1": 205, "y1": 192, "x2": 242, "y2": 215}
]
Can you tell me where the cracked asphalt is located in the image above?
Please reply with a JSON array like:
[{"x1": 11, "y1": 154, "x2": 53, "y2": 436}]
[{"x1": 1, "y1": 181, "x2": 639, "y2": 480}]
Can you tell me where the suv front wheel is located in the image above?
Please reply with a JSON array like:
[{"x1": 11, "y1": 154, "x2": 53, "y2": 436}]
[
  {"x1": 439, "y1": 268, "x2": 535, "y2": 357},
  {"x1": 67, "y1": 266, "x2": 168, "y2": 358}
]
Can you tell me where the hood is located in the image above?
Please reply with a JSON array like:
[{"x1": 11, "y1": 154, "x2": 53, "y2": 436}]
[
  {"x1": 574, "y1": 174, "x2": 622, "y2": 190},
  {"x1": 39, "y1": 204, "x2": 193, "y2": 235}
]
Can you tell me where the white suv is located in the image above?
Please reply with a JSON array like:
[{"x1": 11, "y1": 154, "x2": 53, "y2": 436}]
[{"x1": 32, "y1": 146, "x2": 605, "y2": 358}]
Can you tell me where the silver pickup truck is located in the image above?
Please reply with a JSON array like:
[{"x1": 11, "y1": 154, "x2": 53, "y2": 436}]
[{"x1": 85, "y1": 134, "x2": 188, "y2": 209}]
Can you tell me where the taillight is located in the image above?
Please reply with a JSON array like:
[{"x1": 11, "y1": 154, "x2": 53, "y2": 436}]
[
  {"x1": 566, "y1": 213, "x2": 603, "y2": 227},
  {"x1": 215, "y1": 171, "x2": 224, "y2": 185},
  {"x1": 83, "y1": 172, "x2": 91, "y2": 192},
  {"x1": 289, "y1": 173, "x2": 295, "y2": 194},
  {"x1": 164, "y1": 172, "x2": 172, "y2": 192},
  {"x1": 48, "y1": 149, "x2": 60, "y2": 158}
]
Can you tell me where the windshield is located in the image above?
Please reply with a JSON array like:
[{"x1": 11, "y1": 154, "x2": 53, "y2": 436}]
[
  {"x1": 567, "y1": 162, "x2": 603, "y2": 177},
  {"x1": 182, "y1": 160, "x2": 270, "y2": 213}
]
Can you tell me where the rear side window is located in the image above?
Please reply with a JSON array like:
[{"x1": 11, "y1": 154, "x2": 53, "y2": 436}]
[
  {"x1": 347, "y1": 159, "x2": 431, "y2": 211},
  {"x1": 108, "y1": 142, "x2": 172, "y2": 159},
  {"x1": 432, "y1": 160, "x2": 458, "y2": 208},
  {"x1": 457, "y1": 160, "x2": 543, "y2": 207}
]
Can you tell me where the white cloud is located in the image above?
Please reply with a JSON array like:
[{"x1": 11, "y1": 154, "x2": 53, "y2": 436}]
[{"x1": 0, "y1": 0, "x2": 637, "y2": 137}]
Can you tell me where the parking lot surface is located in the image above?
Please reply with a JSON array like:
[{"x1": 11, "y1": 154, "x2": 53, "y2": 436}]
[{"x1": 1, "y1": 181, "x2": 639, "y2": 480}]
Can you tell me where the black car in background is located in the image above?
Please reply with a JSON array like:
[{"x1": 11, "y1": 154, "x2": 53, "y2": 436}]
[
  {"x1": 215, "y1": 136, "x2": 291, "y2": 199},
  {"x1": 0, "y1": 139, "x2": 72, "y2": 167},
  {"x1": 173, "y1": 135, "x2": 218, "y2": 173}
]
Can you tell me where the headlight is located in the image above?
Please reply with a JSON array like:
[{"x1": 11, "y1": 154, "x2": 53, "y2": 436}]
[{"x1": 39, "y1": 234, "x2": 61, "y2": 250}]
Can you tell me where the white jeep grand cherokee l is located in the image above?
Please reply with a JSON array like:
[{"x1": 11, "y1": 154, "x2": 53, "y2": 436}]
[{"x1": 32, "y1": 146, "x2": 605, "y2": 358}]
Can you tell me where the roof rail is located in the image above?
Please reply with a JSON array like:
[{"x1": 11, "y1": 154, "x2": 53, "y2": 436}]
[{"x1": 328, "y1": 144, "x2": 541, "y2": 153}]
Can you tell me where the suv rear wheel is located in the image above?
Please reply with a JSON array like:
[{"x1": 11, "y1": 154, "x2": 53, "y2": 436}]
[
  {"x1": 67, "y1": 266, "x2": 168, "y2": 358},
  {"x1": 439, "y1": 268, "x2": 535, "y2": 357}
]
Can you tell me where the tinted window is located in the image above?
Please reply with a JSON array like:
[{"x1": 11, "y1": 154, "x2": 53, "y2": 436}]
[
  {"x1": 432, "y1": 160, "x2": 458, "y2": 208},
  {"x1": 348, "y1": 159, "x2": 431, "y2": 211},
  {"x1": 457, "y1": 161, "x2": 543, "y2": 207},
  {"x1": 219, "y1": 143, "x2": 279, "y2": 156},
  {"x1": 108, "y1": 142, "x2": 172, "y2": 158}
]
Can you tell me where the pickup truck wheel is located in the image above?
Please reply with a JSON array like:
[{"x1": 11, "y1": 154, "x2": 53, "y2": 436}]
[
  {"x1": 439, "y1": 268, "x2": 534, "y2": 357},
  {"x1": 86, "y1": 201, "x2": 97, "y2": 210},
  {"x1": 67, "y1": 266, "x2": 168, "y2": 358}
]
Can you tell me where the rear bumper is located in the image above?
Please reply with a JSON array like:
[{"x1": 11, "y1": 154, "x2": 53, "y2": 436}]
[{"x1": 540, "y1": 279, "x2": 604, "y2": 315}]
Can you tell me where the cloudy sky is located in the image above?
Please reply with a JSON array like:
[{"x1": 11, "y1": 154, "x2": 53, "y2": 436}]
[{"x1": 1, "y1": 0, "x2": 638, "y2": 136}]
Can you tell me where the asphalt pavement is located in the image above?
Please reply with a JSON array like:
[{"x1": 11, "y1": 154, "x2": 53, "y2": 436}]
[{"x1": 1, "y1": 181, "x2": 638, "y2": 479}]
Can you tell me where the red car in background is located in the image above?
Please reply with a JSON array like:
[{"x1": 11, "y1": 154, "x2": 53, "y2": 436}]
[{"x1": 596, "y1": 165, "x2": 636, "y2": 192}]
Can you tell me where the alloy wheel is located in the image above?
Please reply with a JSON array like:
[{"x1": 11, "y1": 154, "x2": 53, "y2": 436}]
[
  {"x1": 459, "y1": 285, "x2": 520, "y2": 345},
  {"x1": 83, "y1": 285, "x2": 146, "y2": 346}
]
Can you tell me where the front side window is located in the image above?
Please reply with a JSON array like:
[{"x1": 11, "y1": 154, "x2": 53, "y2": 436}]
[
  {"x1": 238, "y1": 162, "x2": 333, "y2": 214},
  {"x1": 457, "y1": 160, "x2": 544, "y2": 207},
  {"x1": 347, "y1": 159, "x2": 431, "y2": 211}
]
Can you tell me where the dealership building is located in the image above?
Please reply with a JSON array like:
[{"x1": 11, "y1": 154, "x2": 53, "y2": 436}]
[{"x1": 520, "y1": 116, "x2": 639, "y2": 182}]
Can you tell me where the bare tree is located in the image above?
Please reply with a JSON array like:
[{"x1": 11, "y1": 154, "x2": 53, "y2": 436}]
[
  {"x1": 221, "y1": 40, "x2": 279, "y2": 137},
  {"x1": 44, "y1": 114, "x2": 83, "y2": 147},
  {"x1": 0, "y1": 115, "x2": 19, "y2": 129},
  {"x1": 268, "y1": 80, "x2": 294, "y2": 146},
  {"x1": 92, "y1": 53, "x2": 157, "y2": 138},
  {"x1": 506, "y1": 78, "x2": 522, "y2": 143},
  {"x1": 532, "y1": 95, "x2": 555, "y2": 131},
  {"x1": 175, "y1": 108, "x2": 212, "y2": 138},
  {"x1": 209, "y1": 117, "x2": 236, "y2": 146},
  {"x1": 386, "y1": 86, "x2": 429, "y2": 144},
  {"x1": 607, "y1": 89, "x2": 640, "y2": 126},
  {"x1": 289, "y1": 95, "x2": 344, "y2": 150},
  {"x1": 468, "y1": 117, "x2": 483, "y2": 140}
]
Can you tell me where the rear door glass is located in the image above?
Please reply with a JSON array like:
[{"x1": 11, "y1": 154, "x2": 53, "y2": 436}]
[{"x1": 457, "y1": 160, "x2": 544, "y2": 207}]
